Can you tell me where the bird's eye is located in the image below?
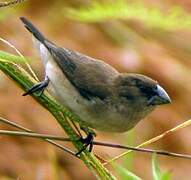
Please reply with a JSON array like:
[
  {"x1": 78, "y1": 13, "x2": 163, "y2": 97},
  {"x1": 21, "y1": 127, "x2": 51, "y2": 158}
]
[{"x1": 140, "y1": 86, "x2": 157, "y2": 97}]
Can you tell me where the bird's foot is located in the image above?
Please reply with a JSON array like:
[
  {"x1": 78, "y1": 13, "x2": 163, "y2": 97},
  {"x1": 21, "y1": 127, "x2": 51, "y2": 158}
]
[
  {"x1": 23, "y1": 77, "x2": 49, "y2": 96},
  {"x1": 76, "y1": 132, "x2": 94, "y2": 156}
]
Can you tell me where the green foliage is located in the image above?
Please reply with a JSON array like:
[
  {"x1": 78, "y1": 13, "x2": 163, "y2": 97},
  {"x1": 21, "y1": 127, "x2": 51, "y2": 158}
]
[
  {"x1": 113, "y1": 163, "x2": 141, "y2": 180},
  {"x1": 152, "y1": 154, "x2": 171, "y2": 180},
  {"x1": 0, "y1": 50, "x2": 26, "y2": 63},
  {"x1": 0, "y1": 53, "x2": 116, "y2": 180},
  {"x1": 66, "y1": 0, "x2": 191, "y2": 30},
  {"x1": 112, "y1": 154, "x2": 171, "y2": 180}
]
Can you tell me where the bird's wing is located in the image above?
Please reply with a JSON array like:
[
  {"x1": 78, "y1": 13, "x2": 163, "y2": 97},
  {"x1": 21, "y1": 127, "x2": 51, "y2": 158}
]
[
  {"x1": 20, "y1": 17, "x2": 119, "y2": 100},
  {"x1": 45, "y1": 41, "x2": 119, "y2": 100}
]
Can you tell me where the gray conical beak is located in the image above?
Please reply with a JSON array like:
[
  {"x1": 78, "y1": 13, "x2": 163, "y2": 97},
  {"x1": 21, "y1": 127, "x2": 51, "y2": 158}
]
[{"x1": 148, "y1": 85, "x2": 171, "y2": 105}]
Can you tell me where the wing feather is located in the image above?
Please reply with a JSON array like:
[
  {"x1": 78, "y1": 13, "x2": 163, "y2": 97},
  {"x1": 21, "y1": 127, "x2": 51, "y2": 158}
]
[{"x1": 45, "y1": 42, "x2": 118, "y2": 100}]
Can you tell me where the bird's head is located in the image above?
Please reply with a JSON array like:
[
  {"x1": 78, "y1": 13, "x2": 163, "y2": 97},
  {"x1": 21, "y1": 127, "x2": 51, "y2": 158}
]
[{"x1": 115, "y1": 73, "x2": 171, "y2": 107}]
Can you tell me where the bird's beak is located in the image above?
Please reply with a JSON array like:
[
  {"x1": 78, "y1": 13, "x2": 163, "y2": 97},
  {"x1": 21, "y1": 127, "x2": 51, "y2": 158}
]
[{"x1": 148, "y1": 85, "x2": 171, "y2": 106}]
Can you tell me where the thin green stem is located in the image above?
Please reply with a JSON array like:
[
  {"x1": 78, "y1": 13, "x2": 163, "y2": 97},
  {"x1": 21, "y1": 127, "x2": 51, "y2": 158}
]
[{"x1": 0, "y1": 61, "x2": 116, "y2": 179}]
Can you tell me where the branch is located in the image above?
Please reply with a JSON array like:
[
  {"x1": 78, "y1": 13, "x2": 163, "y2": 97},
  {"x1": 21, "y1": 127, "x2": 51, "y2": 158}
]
[
  {"x1": 0, "y1": 117, "x2": 77, "y2": 156},
  {"x1": 94, "y1": 141, "x2": 191, "y2": 161},
  {"x1": 0, "y1": 61, "x2": 116, "y2": 179},
  {"x1": 106, "y1": 118, "x2": 191, "y2": 165},
  {"x1": 0, "y1": 129, "x2": 70, "y2": 141},
  {"x1": 1, "y1": 129, "x2": 191, "y2": 161}
]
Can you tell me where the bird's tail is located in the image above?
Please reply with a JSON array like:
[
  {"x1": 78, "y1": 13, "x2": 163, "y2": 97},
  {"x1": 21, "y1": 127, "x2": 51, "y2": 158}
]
[{"x1": 20, "y1": 17, "x2": 46, "y2": 44}]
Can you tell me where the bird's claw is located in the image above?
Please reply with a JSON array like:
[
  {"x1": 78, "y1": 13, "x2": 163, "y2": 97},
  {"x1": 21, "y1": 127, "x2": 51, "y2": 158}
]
[
  {"x1": 23, "y1": 77, "x2": 49, "y2": 96},
  {"x1": 76, "y1": 133, "x2": 94, "y2": 156}
]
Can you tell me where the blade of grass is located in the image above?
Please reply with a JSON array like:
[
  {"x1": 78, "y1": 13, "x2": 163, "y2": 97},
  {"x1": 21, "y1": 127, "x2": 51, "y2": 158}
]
[
  {"x1": 152, "y1": 154, "x2": 171, "y2": 180},
  {"x1": 112, "y1": 163, "x2": 141, "y2": 180},
  {"x1": 105, "y1": 118, "x2": 191, "y2": 165},
  {"x1": 0, "y1": 38, "x2": 39, "y2": 81},
  {"x1": 0, "y1": 60, "x2": 116, "y2": 179},
  {"x1": 0, "y1": 51, "x2": 26, "y2": 63}
]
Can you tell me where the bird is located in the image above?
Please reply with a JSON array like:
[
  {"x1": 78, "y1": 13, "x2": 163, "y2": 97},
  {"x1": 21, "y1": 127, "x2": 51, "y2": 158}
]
[{"x1": 20, "y1": 17, "x2": 171, "y2": 137}]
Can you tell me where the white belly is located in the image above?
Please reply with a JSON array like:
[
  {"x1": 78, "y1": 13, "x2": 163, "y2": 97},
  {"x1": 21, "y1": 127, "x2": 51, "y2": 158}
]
[
  {"x1": 40, "y1": 43, "x2": 154, "y2": 132},
  {"x1": 45, "y1": 61, "x2": 126, "y2": 132}
]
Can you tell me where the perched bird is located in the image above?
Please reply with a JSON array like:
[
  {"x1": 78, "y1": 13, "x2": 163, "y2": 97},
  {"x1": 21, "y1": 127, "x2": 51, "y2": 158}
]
[{"x1": 20, "y1": 17, "x2": 171, "y2": 134}]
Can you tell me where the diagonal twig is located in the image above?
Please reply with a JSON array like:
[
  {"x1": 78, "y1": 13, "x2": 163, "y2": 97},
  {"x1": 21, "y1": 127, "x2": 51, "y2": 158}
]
[
  {"x1": 0, "y1": 128, "x2": 191, "y2": 161},
  {"x1": 0, "y1": 117, "x2": 77, "y2": 157},
  {"x1": 0, "y1": 61, "x2": 115, "y2": 179},
  {"x1": 105, "y1": 118, "x2": 191, "y2": 165}
]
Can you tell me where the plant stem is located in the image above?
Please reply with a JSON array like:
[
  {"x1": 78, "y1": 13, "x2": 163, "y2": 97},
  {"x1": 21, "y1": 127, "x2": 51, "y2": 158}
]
[
  {"x1": 0, "y1": 116, "x2": 77, "y2": 156},
  {"x1": 1, "y1": 129, "x2": 191, "y2": 161},
  {"x1": 0, "y1": 129, "x2": 71, "y2": 141},
  {"x1": 0, "y1": 61, "x2": 116, "y2": 180}
]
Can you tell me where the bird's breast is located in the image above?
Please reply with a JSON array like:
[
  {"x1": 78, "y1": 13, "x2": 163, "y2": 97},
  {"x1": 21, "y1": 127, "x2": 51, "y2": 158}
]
[{"x1": 45, "y1": 59, "x2": 155, "y2": 132}]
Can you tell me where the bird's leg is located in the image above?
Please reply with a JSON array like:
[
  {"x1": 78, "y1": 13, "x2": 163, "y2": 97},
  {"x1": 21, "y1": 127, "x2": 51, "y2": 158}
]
[
  {"x1": 23, "y1": 76, "x2": 49, "y2": 96},
  {"x1": 75, "y1": 126, "x2": 96, "y2": 156},
  {"x1": 76, "y1": 132, "x2": 94, "y2": 156}
]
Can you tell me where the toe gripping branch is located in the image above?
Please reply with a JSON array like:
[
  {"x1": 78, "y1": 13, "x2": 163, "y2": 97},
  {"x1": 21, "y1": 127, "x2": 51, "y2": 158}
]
[
  {"x1": 76, "y1": 132, "x2": 94, "y2": 156},
  {"x1": 23, "y1": 77, "x2": 49, "y2": 96},
  {"x1": 23, "y1": 77, "x2": 95, "y2": 156}
]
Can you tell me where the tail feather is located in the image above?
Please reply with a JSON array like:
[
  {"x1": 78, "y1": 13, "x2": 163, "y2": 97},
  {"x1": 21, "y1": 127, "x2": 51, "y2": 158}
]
[{"x1": 20, "y1": 17, "x2": 46, "y2": 44}]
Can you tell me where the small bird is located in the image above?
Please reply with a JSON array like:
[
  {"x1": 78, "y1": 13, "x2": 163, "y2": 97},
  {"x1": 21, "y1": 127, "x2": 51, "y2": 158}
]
[{"x1": 20, "y1": 17, "x2": 171, "y2": 134}]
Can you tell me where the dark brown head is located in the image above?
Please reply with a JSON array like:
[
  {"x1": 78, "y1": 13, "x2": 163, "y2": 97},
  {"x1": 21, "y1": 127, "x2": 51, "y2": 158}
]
[{"x1": 115, "y1": 73, "x2": 171, "y2": 107}]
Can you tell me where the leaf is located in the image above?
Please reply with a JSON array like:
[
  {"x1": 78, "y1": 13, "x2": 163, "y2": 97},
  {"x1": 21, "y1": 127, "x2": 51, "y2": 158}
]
[
  {"x1": 152, "y1": 154, "x2": 171, "y2": 180},
  {"x1": 0, "y1": 50, "x2": 27, "y2": 63},
  {"x1": 161, "y1": 172, "x2": 171, "y2": 180},
  {"x1": 0, "y1": 59, "x2": 116, "y2": 180},
  {"x1": 113, "y1": 163, "x2": 141, "y2": 180}
]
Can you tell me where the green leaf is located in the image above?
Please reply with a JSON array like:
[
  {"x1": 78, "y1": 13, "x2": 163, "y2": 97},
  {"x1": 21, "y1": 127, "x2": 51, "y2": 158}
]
[
  {"x1": 152, "y1": 154, "x2": 171, "y2": 180},
  {"x1": 0, "y1": 59, "x2": 116, "y2": 180},
  {"x1": 0, "y1": 51, "x2": 27, "y2": 63},
  {"x1": 113, "y1": 163, "x2": 141, "y2": 180},
  {"x1": 161, "y1": 172, "x2": 171, "y2": 180},
  {"x1": 152, "y1": 154, "x2": 161, "y2": 180}
]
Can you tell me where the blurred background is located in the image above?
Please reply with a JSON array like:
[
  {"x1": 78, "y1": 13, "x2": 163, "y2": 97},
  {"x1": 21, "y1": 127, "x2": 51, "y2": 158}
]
[{"x1": 0, "y1": 0, "x2": 191, "y2": 179}]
